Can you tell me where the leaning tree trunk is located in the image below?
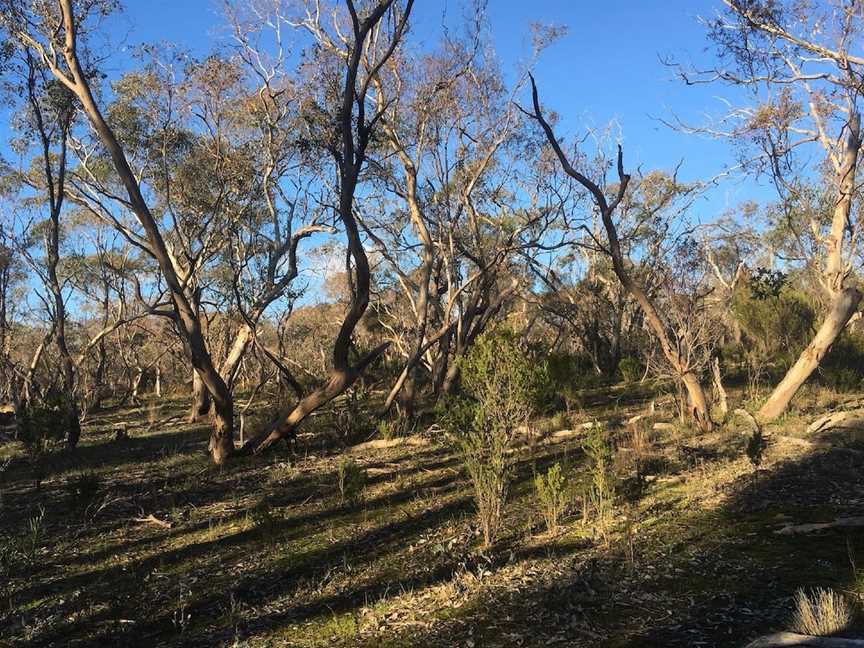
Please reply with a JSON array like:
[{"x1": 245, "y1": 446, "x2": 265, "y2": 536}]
[
  {"x1": 758, "y1": 286, "x2": 863, "y2": 421},
  {"x1": 241, "y1": 1, "x2": 411, "y2": 454},
  {"x1": 757, "y1": 113, "x2": 862, "y2": 422},
  {"x1": 528, "y1": 77, "x2": 714, "y2": 432}
]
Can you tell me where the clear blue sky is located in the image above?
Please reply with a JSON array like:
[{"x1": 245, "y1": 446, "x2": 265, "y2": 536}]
[
  {"x1": 102, "y1": 0, "x2": 772, "y2": 219},
  {"x1": 2, "y1": 0, "x2": 778, "y2": 315}
]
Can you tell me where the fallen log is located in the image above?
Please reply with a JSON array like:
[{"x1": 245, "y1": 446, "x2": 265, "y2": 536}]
[
  {"x1": 775, "y1": 516, "x2": 864, "y2": 535},
  {"x1": 747, "y1": 632, "x2": 864, "y2": 647},
  {"x1": 807, "y1": 410, "x2": 864, "y2": 436},
  {"x1": 348, "y1": 436, "x2": 430, "y2": 454}
]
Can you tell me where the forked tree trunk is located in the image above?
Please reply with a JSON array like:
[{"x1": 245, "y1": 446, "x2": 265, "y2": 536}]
[
  {"x1": 757, "y1": 113, "x2": 862, "y2": 422},
  {"x1": 189, "y1": 370, "x2": 211, "y2": 422},
  {"x1": 244, "y1": 1, "x2": 412, "y2": 454}
]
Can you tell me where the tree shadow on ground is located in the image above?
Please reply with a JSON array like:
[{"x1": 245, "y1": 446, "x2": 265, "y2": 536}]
[{"x1": 372, "y1": 444, "x2": 864, "y2": 647}]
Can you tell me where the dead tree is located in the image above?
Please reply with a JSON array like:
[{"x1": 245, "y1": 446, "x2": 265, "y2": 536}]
[{"x1": 526, "y1": 77, "x2": 715, "y2": 431}]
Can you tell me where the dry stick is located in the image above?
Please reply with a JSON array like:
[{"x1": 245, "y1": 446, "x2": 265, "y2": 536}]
[{"x1": 132, "y1": 514, "x2": 173, "y2": 529}]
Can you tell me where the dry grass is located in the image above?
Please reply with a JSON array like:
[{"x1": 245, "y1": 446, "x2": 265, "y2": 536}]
[{"x1": 791, "y1": 587, "x2": 853, "y2": 636}]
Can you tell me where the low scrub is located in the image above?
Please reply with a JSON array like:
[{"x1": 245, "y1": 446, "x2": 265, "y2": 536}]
[
  {"x1": 534, "y1": 462, "x2": 570, "y2": 534},
  {"x1": 441, "y1": 327, "x2": 547, "y2": 547}
]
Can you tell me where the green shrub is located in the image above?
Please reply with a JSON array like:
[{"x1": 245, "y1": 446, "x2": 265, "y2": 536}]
[
  {"x1": 820, "y1": 332, "x2": 864, "y2": 391},
  {"x1": 18, "y1": 394, "x2": 70, "y2": 452},
  {"x1": 731, "y1": 271, "x2": 816, "y2": 372},
  {"x1": 336, "y1": 456, "x2": 366, "y2": 507},
  {"x1": 534, "y1": 462, "x2": 570, "y2": 534},
  {"x1": 247, "y1": 500, "x2": 281, "y2": 544},
  {"x1": 440, "y1": 327, "x2": 547, "y2": 547},
  {"x1": 617, "y1": 356, "x2": 643, "y2": 383},
  {"x1": 580, "y1": 423, "x2": 617, "y2": 542},
  {"x1": 376, "y1": 417, "x2": 403, "y2": 440},
  {"x1": 333, "y1": 385, "x2": 375, "y2": 444}
]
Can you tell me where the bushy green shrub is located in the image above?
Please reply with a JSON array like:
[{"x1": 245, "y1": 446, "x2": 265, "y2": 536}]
[
  {"x1": 18, "y1": 394, "x2": 70, "y2": 452},
  {"x1": 820, "y1": 332, "x2": 864, "y2": 392},
  {"x1": 376, "y1": 417, "x2": 404, "y2": 440},
  {"x1": 534, "y1": 462, "x2": 570, "y2": 534},
  {"x1": 617, "y1": 356, "x2": 643, "y2": 383},
  {"x1": 731, "y1": 271, "x2": 816, "y2": 371},
  {"x1": 580, "y1": 423, "x2": 617, "y2": 542},
  {"x1": 440, "y1": 327, "x2": 547, "y2": 547},
  {"x1": 336, "y1": 456, "x2": 366, "y2": 507}
]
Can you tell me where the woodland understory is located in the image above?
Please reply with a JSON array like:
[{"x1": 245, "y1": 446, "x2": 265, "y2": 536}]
[{"x1": 2, "y1": 0, "x2": 864, "y2": 646}]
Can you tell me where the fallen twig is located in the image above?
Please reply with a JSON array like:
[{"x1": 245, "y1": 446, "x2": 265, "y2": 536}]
[{"x1": 133, "y1": 514, "x2": 173, "y2": 529}]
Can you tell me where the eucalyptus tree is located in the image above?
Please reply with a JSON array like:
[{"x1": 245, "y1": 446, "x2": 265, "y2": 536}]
[
  {"x1": 526, "y1": 80, "x2": 717, "y2": 430},
  {"x1": 1, "y1": 46, "x2": 81, "y2": 446},
  {"x1": 677, "y1": 0, "x2": 864, "y2": 421},
  {"x1": 2, "y1": 0, "x2": 355, "y2": 462},
  {"x1": 359, "y1": 19, "x2": 564, "y2": 411},
  {"x1": 244, "y1": 0, "x2": 415, "y2": 454}
]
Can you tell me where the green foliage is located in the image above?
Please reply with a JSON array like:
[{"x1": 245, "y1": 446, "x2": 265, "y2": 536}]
[
  {"x1": 617, "y1": 356, "x2": 643, "y2": 383},
  {"x1": 440, "y1": 327, "x2": 547, "y2": 546},
  {"x1": 19, "y1": 506, "x2": 45, "y2": 565},
  {"x1": 18, "y1": 394, "x2": 70, "y2": 452},
  {"x1": 336, "y1": 456, "x2": 366, "y2": 507},
  {"x1": 376, "y1": 416, "x2": 405, "y2": 440},
  {"x1": 534, "y1": 462, "x2": 570, "y2": 534},
  {"x1": 334, "y1": 385, "x2": 375, "y2": 444},
  {"x1": 247, "y1": 500, "x2": 281, "y2": 544},
  {"x1": 820, "y1": 332, "x2": 864, "y2": 392},
  {"x1": 580, "y1": 423, "x2": 617, "y2": 542},
  {"x1": 731, "y1": 271, "x2": 816, "y2": 370}
]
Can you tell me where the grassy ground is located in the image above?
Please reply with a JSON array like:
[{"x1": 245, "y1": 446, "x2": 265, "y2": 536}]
[{"x1": 2, "y1": 384, "x2": 864, "y2": 647}]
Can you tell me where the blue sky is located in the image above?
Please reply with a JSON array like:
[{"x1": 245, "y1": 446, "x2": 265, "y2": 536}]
[
  {"x1": 3, "y1": 1, "x2": 778, "y2": 315},
  {"x1": 101, "y1": 0, "x2": 773, "y2": 220}
]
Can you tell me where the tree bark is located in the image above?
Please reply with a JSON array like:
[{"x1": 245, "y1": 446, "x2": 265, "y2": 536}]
[
  {"x1": 758, "y1": 113, "x2": 862, "y2": 421},
  {"x1": 41, "y1": 0, "x2": 236, "y2": 462},
  {"x1": 189, "y1": 370, "x2": 211, "y2": 422},
  {"x1": 758, "y1": 286, "x2": 863, "y2": 422}
]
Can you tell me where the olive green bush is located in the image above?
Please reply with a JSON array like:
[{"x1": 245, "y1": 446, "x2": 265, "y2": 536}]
[{"x1": 440, "y1": 328, "x2": 547, "y2": 547}]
